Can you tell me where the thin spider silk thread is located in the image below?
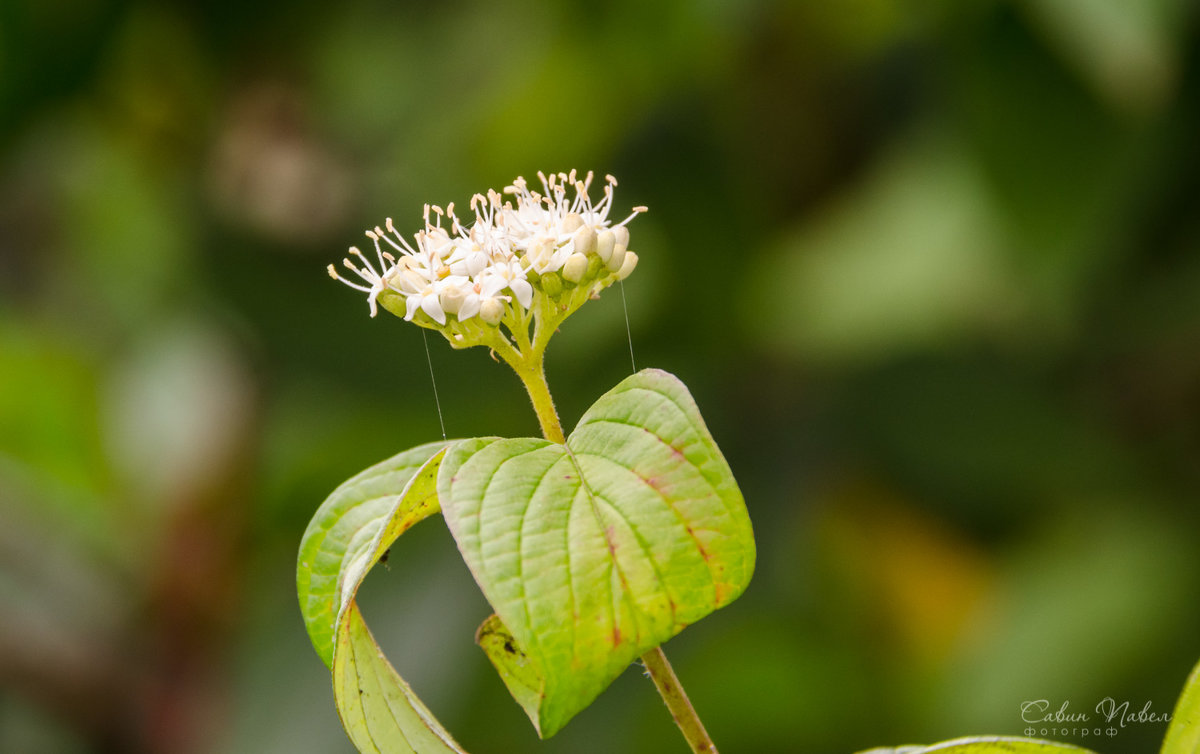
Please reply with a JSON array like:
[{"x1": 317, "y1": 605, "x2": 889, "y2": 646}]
[
  {"x1": 620, "y1": 280, "x2": 636, "y2": 373},
  {"x1": 422, "y1": 328, "x2": 447, "y2": 441}
]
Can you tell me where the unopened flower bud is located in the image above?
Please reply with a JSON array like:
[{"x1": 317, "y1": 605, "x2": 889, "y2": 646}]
[
  {"x1": 572, "y1": 226, "x2": 596, "y2": 256},
  {"x1": 612, "y1": 225, "x2": 629, "y2": 249},
  {"x1": 562, "y1": 212, "x2": 584, "y2": 233},
  {"x1": 615, "y1": 250, "x2": 638, "y2": 280},
  {"x1": 479, "y1": 297, "x2": 504, "y2": 325},
  {"x1": 596, "y1": 230, "x2": 615, "y2": 263},
  {"x1": 540, "y1": 272, "x2": 563, "y2": 297},
  {"x1": 439, "y1": 283, "x2": 466, "y2": 315},
  {"x1": 562, "y1": 253, "x2": 589, "y2": 283},
  {"x1": 606, "y1": 244, "x2": 627, "y2": 272}
]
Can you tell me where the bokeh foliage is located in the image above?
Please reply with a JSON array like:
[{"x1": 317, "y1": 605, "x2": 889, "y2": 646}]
[{"x1": 1, "y1": 0, "x2": 1198, "y2": 752}]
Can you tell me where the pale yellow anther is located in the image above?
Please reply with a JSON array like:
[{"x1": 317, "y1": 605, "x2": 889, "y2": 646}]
[
  {"x1": 436, "y1": 265, "x2": 451, "y2": 279},
  {"x1": 327, "y1": 264, "x2": 339, "y2": 279}
]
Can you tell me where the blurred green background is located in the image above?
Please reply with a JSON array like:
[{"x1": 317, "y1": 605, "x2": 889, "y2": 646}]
[{"x1": 2, "y1": 0, "x2": 1199, "y2": 752}]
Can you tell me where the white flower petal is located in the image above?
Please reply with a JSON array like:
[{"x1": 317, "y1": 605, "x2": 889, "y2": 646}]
[
  {"x1": 510, "y1": 278, "x2": 533, "y2": 309},
  {"x1": 458, "y1": 295, "x2": 481, "y2": 321},
  {"x1": 421, "y1": 295, "x2": 446, "y2": 325}
]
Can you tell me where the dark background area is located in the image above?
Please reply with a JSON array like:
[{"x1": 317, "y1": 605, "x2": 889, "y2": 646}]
[{"x1": 1, "y1": 1, "x2": 1198, "y2": 752}]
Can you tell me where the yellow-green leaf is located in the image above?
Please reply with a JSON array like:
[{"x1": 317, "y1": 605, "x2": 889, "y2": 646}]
[
  {"x1": 1162, "y1": 656, "x2": 1200, "y2": 754},
  {"x1": 298, "y1": 442, "x2": 467, "y2": 753},
  {"x1": 439, "y1": 368, "x2": 755, "y2": 737}
]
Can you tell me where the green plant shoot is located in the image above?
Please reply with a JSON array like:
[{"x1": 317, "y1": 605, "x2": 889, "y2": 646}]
[{"x1": 299, "y1": 171, "x2": 756, "y2": 754}]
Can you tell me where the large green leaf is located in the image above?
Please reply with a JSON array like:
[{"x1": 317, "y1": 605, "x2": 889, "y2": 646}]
[
  {"x1": 439, "y1": 368, "x2": 755, "y2": 738},
  {"x1": 858, "y1": 736, "x2": 1097, "y2": 753},
  {"x1": 1162, "y1": 656, "x2": 1200, "y2": 754},
  {"x1": 297, "y1": 442, "x2": 466, "y2": 753}
]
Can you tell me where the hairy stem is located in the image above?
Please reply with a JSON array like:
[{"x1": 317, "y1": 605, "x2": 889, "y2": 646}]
[
  {"x1": 514, "y1": 352, "x2": 566, "y2": 445},
  {"x1": 512, "y1": 350, "x2": 719, "y2": 754}
]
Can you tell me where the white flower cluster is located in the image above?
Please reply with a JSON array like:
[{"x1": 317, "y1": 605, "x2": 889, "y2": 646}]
[{"x1": 328, "y1": 171, "x2": 644, "y2": 326}]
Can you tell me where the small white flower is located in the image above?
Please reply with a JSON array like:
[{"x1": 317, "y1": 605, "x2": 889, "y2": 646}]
[
  {"x1": 480, "y1": 259, "x2": 533, "y2": 309},
  {"x1": 446, "y1": 237, "x2": 489, "y2": 278},
  {"x1": 457, "y1": 276, "x2": 508, "y2": 322}
]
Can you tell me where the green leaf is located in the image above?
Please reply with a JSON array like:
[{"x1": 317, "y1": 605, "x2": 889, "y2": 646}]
[
  {"x1": 297, "y1": 441, "x2": 467, "y2": 753},
  {"x1": 439, "y1": 368, "x2": 755, "y2": 738},
  {"x1": 858, "y1": 736, "x2": 1097, "y2": 753},
  {"x1": 298, "y1": 440, "x2": 451, "y2": 666},
  {"x1": 1162, "y1": 656, "x2": 1200, "y2": 754}
]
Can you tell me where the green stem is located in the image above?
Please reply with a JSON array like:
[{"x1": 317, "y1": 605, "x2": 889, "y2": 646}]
[
  {"x1": 513, "y1": 351, "x2": 566, "y2": 445},
  {"x1": 642, "y1": 646, "x2": 718, "y2": 754},
  {"x1": 511, "y1": 348, "x2": 718, "y2": 754}
]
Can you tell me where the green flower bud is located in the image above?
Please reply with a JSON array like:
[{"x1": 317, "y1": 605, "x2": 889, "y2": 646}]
[
  {"x1": 540, "y1": 271, "x2": 563, "y2": 297},
  {"x1": 562, "y1": 253, "x2": 589, "y2": 283}
]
